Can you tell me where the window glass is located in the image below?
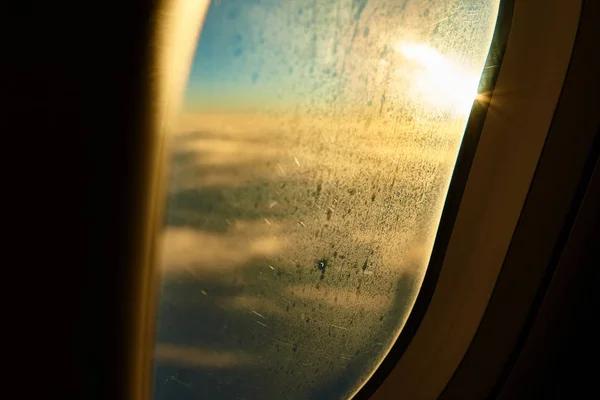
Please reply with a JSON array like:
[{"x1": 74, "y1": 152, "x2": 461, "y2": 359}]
[{"x1": 154, "y1": 0, "x2": 500, "y2": 399}]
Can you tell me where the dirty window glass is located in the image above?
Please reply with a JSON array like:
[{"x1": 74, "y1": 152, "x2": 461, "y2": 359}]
[{"x1": 153, "y1": 0, "x2": 500, "y2": 399}]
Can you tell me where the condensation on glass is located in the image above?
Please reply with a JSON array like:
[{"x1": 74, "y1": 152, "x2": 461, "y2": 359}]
[{"x1": 153, "y1": 0, "x2": 500, "y2": 399}]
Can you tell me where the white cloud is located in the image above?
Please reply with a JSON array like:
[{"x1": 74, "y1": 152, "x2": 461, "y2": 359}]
[
  {"x1": 155, "y1": 343, "x2": 249, "y2": 368},
  {"x1": 159, "y1": 224, "x2": 283, "y2": 275}
]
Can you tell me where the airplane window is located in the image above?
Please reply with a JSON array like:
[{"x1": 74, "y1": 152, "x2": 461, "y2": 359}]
[{"x1": 153, "y1": 0, "x2": 500, "y2": 399}]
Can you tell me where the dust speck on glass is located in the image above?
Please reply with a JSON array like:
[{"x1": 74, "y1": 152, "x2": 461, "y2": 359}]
[{"x1": 153, "y1": 0, "x2": 500, "y2": 399}]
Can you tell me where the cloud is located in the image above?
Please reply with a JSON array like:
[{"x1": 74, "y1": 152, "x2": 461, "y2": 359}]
[
  {"x1": 284, "y1": 284, "x2": 393, "y2": 312},
  {"x1": 155, "y1": 343, "x2": 248, "y2": 368},
  {"x1": 159, "y1": 224, "x2": 283, "y2": 275},
  {"x1": 170, "y1": 112, "x2": 461, "y2": 192}
]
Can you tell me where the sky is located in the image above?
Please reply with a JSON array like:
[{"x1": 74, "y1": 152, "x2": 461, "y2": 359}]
[
  {"x1": 182, "y1": 0, "x2": 499, "y2": 116},
  {"x1": 183, "y1": 0, "x2": 331, "y2": 111}
]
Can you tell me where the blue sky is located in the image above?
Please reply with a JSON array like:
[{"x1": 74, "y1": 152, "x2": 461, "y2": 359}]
[
  {"x1": 184, "y1": 0, "x2": 313, "y2": 111},
  {"x1": 182, "y1": 0, "x2": 371, "y2": 112},
  {"x1": 182, "y1": 0, "x2": 499, "y2": 114}
]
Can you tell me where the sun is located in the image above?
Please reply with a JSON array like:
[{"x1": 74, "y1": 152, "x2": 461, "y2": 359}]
[{"x1": 397, "y1": 42, "x2": 482, "y2": 117}]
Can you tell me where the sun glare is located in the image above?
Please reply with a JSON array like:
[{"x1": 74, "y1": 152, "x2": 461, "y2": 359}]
[{"x1": 398, "y1": 42, "x2": 481, "y2": 117}]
